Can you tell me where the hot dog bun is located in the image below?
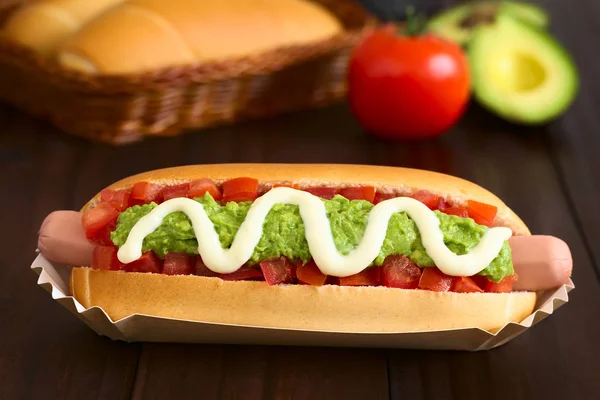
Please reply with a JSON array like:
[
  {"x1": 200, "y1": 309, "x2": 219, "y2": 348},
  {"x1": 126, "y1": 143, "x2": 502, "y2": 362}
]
[
  {"x1": 69, "y1": 164, "x2": 537, "y2": 333},
  {"x1": 2, "y1": 0, "x2": 125, "y2": 56}
]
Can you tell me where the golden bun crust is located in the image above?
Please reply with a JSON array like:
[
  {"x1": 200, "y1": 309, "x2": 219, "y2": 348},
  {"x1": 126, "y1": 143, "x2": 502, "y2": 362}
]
[
  {"x1": 2, "y1": 0, "x2": 125, "y2": 55},
  {"x1": 56, "y1": 0, "x2": 343, "y2": 74},
  {"x1": 70, "y1": 267, "x2": 537, "y2": 333},
  {"x1": 82, "y1": 163, "x2": 530, "y2": 235}
]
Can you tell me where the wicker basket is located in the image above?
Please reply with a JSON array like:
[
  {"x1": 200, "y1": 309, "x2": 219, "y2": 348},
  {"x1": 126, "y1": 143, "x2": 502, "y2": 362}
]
[{"x1": 0, "y1": 0, "x2": 377, "y2": 144}]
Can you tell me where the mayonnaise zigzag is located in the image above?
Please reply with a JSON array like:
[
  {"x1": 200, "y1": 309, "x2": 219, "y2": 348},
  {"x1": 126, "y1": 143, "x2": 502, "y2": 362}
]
[{"x1": 118, "y1": 187, "x2": 513, "y2": 277}]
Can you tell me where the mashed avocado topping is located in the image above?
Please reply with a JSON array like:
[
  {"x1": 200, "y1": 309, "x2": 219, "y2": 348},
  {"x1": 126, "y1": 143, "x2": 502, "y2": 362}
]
[{"x1": 110, "y1": 193, "x2": 513, "y2": 282}]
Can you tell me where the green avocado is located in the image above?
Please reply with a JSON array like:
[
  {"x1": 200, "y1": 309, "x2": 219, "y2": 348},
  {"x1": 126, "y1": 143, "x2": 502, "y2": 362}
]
[
  {"x1": 427, "y1": 1, "x2": 549, "y2": 46},
  {"x1": 468, "y1": 14, "x2": 578, "y2": 124},
  {"x1": 110, "y1": 193, "x2": 514, "y2": 282}
]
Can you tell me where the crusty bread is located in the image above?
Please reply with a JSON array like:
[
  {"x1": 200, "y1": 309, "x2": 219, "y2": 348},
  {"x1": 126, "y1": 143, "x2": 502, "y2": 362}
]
[
  {"x1": 82, "y1": 163, "x2": 531, "y2": 235},
  {"x1": 71, "y1": 164, "x2": 536, "y2": 333},
  {"x1": 53, "y1": 0, "x2": 343, "y2": 74},
  {"x1": 2, "y1": 0, "x2": 125, "y2": 55},
  {"x1": 71, "y1": 268, "x2": 537, "y2": 333}
]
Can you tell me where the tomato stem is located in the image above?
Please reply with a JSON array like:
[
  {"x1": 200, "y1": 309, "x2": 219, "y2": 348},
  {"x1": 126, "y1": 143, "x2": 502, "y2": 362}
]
[{"x1": 401, "y1": 6, "x2": 428, "y2": 36}]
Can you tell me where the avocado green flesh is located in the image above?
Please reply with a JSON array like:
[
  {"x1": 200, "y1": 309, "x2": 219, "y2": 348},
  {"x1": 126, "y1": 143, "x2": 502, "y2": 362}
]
[
  {"x1": 468, "y1": 15, "x2": 578, "y2": 124},
  {"x1": 427, "y1": 1, "x2": 549, "y2": 45},
  {"x1": 110, "y1": 193, "x2": 514, "y2": 282}
]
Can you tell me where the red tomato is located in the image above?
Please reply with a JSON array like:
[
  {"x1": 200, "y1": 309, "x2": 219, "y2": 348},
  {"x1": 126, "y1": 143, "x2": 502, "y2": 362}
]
[
  {"x1": 100, "y1": 189, "x2": 130, "y2": 212},
  {"x1": 92, "y1": 219, "x2": 117, "y2": 246},
  {"x1": 92, "y1": 245, "x2": 122, "y2": 270},
  {"x1": 193, "y1": 257, "x2": 263, "y2": 280},
  {"x1": 219, "y1": 266, "x2": 264, "y2": 281},
  {"x1": 412, "y1": 190, "x2": 440, "y2": 209},
  {"x1": 222, "y1": 177, "x2": 259, "y2": 203},
  {"x1": 348, "y1": 26, "x2": 470, "y2": 140},
  {"x1": 304, "y1": 187, "x2": 338, "y2": 200},
  {"x1": 339, "y1": 186, "x2": 376, "y2": 203},
  {"x1": 339, "y1": 267, "x2": 381, "y2": 286},
  {"x1": 373, "y1": 192, "x2": 396, "y2": 204},
  {"x1": 259, "y1": 257, "x2": 296, "y2": 285},
  {"x1": 82, "y1": 202, "x2": 120, "y2": 240},
  {"x1": 467, "y1": 200, "x2": 498, "y2": 226},
  {"x1": 434, "y1": 197, "x2": 450, "y2": 211},
  {"x1": 471, "y1": 274, "x2": 490, "y2": 290},
  {"x1": 485, "y1": 274, "x2": 518, "y2": 293},
  {"x1": 441, "y1": 206, "x2": 469, "y2": 218},
  {"x1": 161, "y1": 183, "x2": 189, "y2": 201},
  {"x1": 124, "y1": 252, "x2": 162, "y2": 273},
  {"x1": 381, "y1": 255, "x2": 422, "y2": 289},
  {"x1": 130, "y1": 182, "x2": 163, "y2": 205},
  {"x1": 188, "y1": 179, "x2": 222, "y2": 200},
  {"x1": 163, "y1": 252, "x2": 193, "y2": 275},
  {"x1": 193, "y1": 256, "x2": 219, "y2": 277},
  {"x1": 451, "y1": 276, "x2": 484, "y2": 293},
  {"x1": 418, "y1": 267, "x2": 453, "y2": 292},
  {"x1": 297, "y1": 260, "x2": 327, "y2": 286}
]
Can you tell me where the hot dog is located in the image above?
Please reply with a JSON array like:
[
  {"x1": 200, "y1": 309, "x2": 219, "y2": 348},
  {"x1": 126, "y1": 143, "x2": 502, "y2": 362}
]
[{"x1": 37, "y1": 164, "x2": 573, "y2": 333}]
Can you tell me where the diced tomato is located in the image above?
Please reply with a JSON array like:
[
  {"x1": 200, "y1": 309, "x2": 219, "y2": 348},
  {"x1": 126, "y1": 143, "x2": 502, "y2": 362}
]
[
  {"x1": 434, "y1": 197, "x2": 451, "y2": 211},
  {"x1": 260, "y1": 257, "x2": 296, "y2": 285},
  {"x1": 82, "y1": 202, "x2": 120, "y2": 240},
  {"x1": 373, "y1": 192, "x2": 396, "y2": 204},
  {"x1": 92, "y1": 245, "x2": 122, "y2": 271},
  {"x1": 304, "y1": 187, "x2": 338, "y2": 200},
  {"x1": 193, "y1": 257, "x2": 263, "y2": 280},
  {"x1": 188, "y1": 178, "x2": 222, "y2": 200},
  {"x1": 339, "y1": 186, "x2": 376, "y2": 203},
  {"x1": 471, "y1": 274, "x2": 490, "y2": 290},
  {"x1": 441, "y1": 206, "x2": 469, "y2": 218},
  {"x1": 219, "y1": 266, "x2": 264, "y2": 281},
  {"x1": 485, "y1": 274, "x2": 518, "y2": 293},
  {"x1": 418, "y1": 267, "x2": 453, "y2": 292},
  {"x1": 272, "y1": 183, "x2": 300, "y2": 189},
  {"x1": 297, "y1": 260, "x2": 327, "y2": 286},
  {"x1": 339, "y1": 267, "x2": 381, "y2": 286},
  {"x1": 412, "y1": 190, "x2": 439, "y2": 209},
  {"x1": 222, "y1": 177, "x2": 259, "y2": 203},
  {"x1": 381, "y1": 255, "x2": 422, "y2": 289},
  {"x1": 451, "y1": 276, "x2": 484, "y2": 293},
  {"x1": 223, "y1": 192, "x2": 258, "y2": 203},
  {"x1": 124, "y1": 252, "x2": 162, "y2": 273},
  {"x1": 100, "y1": 189, "x2": 130, "y2": 212},
  {"x1": 161, "y1": 183, "x2": 189, "y2": 201},
  {"x1": 325, "y1": 276, "x2": 341, "y2": 285},
  {"x1": 467, "y1": 200, "x2": 498, "y2": 227},
  {"x1": 92, "y1": 219, "x2": 117, "y2": 246},
  {"x1": 163, "y1": 252, "x2": 193, "y2": 275},
  {"x1": 193, "y1": 256, "x2": 219, "y2": 277},
  {"x1": 129, "y1": 182, "x2": 163, "y2": 205}
]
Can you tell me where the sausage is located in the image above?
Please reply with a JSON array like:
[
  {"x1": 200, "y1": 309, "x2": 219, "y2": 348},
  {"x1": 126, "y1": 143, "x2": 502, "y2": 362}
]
[
  {"x1": 509, "y1": 235, "x2": 573, "y2": 291},
  {"x1": 37, "y1": 211, "x2": 572, "y2": 291},
  {"x1": 38, "y1": 211, "x2": 94, "y2": 267}
]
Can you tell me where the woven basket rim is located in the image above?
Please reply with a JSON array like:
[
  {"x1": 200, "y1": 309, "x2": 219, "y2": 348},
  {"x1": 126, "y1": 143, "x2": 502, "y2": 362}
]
[{"x1": 0, "y1": 0, "x2": 378, "y2": 92}]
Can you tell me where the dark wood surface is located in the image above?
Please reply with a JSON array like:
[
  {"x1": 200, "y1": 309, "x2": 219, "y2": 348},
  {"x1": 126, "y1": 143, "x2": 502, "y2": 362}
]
[{"x1": 2, "y1": 1, "x2": 600, "y2": 399}]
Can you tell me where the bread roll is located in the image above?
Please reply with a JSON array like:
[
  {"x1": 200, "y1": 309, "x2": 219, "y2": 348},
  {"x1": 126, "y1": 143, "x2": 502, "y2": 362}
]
[
  {"x1": 2, "y1": 0, "x2": 125, "y2": 56},
  {"x1": 57, "y1": 0, "x2": 343, "y2": 74}
]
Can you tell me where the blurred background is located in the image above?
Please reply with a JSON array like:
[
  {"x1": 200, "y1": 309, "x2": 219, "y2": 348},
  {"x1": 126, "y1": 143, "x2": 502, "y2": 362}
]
[{"x1": 0, "y1": 0, "x2": 581, "y2": 146}]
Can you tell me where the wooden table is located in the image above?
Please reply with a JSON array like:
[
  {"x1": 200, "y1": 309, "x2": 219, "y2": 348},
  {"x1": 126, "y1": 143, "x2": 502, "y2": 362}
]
[{"x1": 2, "y1": 2, "x2": 600, "y2": 399}]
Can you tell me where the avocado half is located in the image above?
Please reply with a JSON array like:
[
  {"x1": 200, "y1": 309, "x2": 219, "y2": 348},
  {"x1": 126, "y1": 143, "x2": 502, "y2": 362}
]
[
  {"x1": 468, "y1": 15, "x2": 578, "y2": 124},
  {"x1": 427, "y1": 1, "x2": 549, "y2": 46}
]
